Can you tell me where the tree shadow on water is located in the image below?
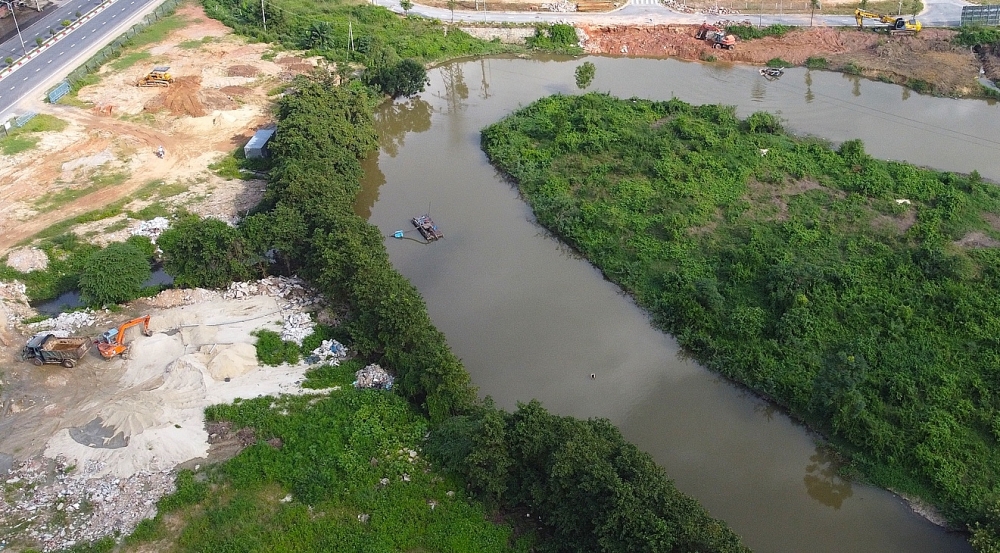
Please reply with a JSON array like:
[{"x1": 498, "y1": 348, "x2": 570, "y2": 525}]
[{"x1": 803, "y1": 445, "x2": 853, "y2": 509}]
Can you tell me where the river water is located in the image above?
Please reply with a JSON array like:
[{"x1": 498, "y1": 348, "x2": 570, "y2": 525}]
[{"x1": 360, "y1": 56, "x2": 998, "y2": 553}]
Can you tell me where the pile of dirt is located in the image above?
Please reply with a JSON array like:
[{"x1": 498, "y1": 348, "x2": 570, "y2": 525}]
[
  {"x1": 220, "y1": 85, "x2": 251, "y2": 96},
  {"x1": 226, "y1": 64, "x2": 259, "y2": 77},
  {"x1": 145, "y1": 76, "x2": 206, "y2": 117},
  {"x1": 579, "y1": 25, "x2": 982, "y2": 96}
]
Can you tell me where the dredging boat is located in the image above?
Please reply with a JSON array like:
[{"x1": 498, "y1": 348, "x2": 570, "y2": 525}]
[{"x1": 412, "y1": 215, "x2": 443, "y2": 241}]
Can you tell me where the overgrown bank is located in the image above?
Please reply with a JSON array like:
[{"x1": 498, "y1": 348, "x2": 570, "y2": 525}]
[
  {"x1": 481, "y1": 92, "x2": 1000, "y2": 550},
  {"x1": 108, "y1": 78, "x2": 749, "y2": 552}
]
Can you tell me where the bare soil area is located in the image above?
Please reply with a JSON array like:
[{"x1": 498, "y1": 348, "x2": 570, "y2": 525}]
[
  {"x1": 0, "y1": 3, "x2": 321, "y2": 257},
  {"x1": 0, "y1": 279, "x2": 329, "y2": 551},
  {"x1": 580, "y1": 25, "x2": 988, "y2": 97}
]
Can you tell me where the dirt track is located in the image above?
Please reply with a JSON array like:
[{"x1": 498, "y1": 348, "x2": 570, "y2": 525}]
[{"x1": 581, "y1": 25, "x2": 990, "y2": 97}]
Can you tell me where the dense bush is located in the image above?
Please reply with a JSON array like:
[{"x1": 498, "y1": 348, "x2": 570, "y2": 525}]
[
  {"x1": 481, "y1": 92, "x2": 1000, "y2": 544},
  {"x1": 954, "y1": 26, "x2": 1000, "y2": 47},
  {"x1": 725, "y1": 24, "x2": 791, "y2": 40},
  {"x1": 527, "y1": 23, "x2": 580, "y2": 50},
  {"x1": 365, "y1": 58, "x2": 428, "y2": 98},
  {"x1": 202, "y1": 0, "x2": 514, "y2": 66},
  {"x1": 158, "y1": 215, "x2": 262, "y2": 288},
  {"x1": 427, "y1": 401, "x2": 749, "y2": 553},
  {"x1": 78, "y1": 241, "x2": 151, "y2": 306}
]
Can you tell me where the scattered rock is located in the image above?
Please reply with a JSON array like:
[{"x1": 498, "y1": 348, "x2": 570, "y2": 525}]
[{"x1": 130, "y1": 217, "x2": 171, "y2": 242}]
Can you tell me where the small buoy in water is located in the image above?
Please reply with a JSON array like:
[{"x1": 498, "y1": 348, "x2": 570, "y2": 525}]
[{"x1": 590, "y1": 373, "x2": 596, "y2": 380}]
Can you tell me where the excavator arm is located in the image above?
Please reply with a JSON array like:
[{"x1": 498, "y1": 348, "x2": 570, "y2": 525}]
[
  {"x1": 97, "y1": 315, "x2": 152, "y2": 359},
  {"x1": 854, "y1": 8, "x2": 921, "y2": 34}
]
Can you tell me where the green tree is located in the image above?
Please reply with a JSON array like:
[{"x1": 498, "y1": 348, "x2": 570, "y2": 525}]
[
  {"x1": 400, "y1": 0, "x2": 413, "y2": 14},
  {"x1": 79, "y1": 242, "x2": 151, "y2": 306},
  {"x1": 365, "y1": 59, "x2": 428, "y2": 98},
  {"x1": 448, "y1": 0, "x2": 457, "y2": 22},
  {"x1": 306, "y1": 21, "x2": 334, "y2": 50},
  {"x1": 810, "y1": 0, "x2": 820, "y2": 25},
  {"x1": 158, "y1": 216, "x2": 260, "y2": 288},
  {"x1": 574, "y1": 61, "x2": 596, "y2": 89}
]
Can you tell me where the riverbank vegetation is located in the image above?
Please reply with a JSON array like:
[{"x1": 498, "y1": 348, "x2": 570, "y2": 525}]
[
  {"x1": 481, "y1": 92, "x2": 1000, "y2": 550},
  {"x1": 116, "y1": 76, "x2": 748, "y2": 552}
]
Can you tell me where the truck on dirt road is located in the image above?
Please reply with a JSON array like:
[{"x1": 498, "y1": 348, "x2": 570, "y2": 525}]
[{"x1": 20, "y1": 334, "x2": 92, "y2": 368}]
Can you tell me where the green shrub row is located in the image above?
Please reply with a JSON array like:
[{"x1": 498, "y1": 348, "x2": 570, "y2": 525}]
[{"x1": 480, "y1": 92, "x2": 1000, "y2": 548}]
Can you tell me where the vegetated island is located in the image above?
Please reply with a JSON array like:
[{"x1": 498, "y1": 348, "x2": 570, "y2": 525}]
[{"x1": 481, "y1": 92, "x2": 1000, "y2": 551}]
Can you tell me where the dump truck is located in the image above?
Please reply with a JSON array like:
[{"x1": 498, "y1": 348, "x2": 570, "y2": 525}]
[
  {"x1": 20, "y1": 334, "x2": 92, "y2": 368},
  {"x1": 137, "y1": 66, "x2": 174, "y2": 87}
]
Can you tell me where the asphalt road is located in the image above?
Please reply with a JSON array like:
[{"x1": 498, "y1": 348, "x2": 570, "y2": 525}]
[{"x1": 0, "y1": 0, "x2": 164, "y2": 122}]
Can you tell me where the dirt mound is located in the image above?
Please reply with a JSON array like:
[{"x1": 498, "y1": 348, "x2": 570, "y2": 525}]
[
  {"x1": 580, "y1": 25, "x2": 981, "y2": 96},
  {"x1": 5, "y1": 246, "x2": 48, "y2": 272},
  {"x1": 227, "y1": 64, "x2": 259, "y2": 77},
  {"x1": 277, "y1": 56, "x2": 304, "y2": 65},
  {"x1": 287, "y1": 63, "x2": 317, "y2": 74},
  {"x1": 220, "y1": 85, "x2": 251, "y2": 96},
  {"x1": 201, "y1": 88, "x2": 240, "y2": 111},
  {"x1": 145, "y1": 76, "x2": 206, "y2": 117}
]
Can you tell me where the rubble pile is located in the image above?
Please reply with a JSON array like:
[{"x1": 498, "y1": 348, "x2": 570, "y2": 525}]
[
  {"x1": 281, "y1": 311, "x2": 314, "y2": 345},
  {"x1": 6, "y1": 247, "x2": 49, "y2": 272},
  {"x1": 0, "y1": 280, "x2": 34, "y2": 324},
  {"x1": 29, "y1": 311, "x2": 97, "y2": 333},
  {"x1": 544, "y1": 0, "x2": 577, "y2": 11},
  {"x1": 130, "y1": 217, "x2": 171, "y2": 242},
  {"x1": 354, "y1": 363, "x2": 394, "y2": 390},
  {"x1": 308, "y1": 339, "x2": 348, "y2": 365},
  {"x1": 0, "y1": 457, "x2": 175, "y2": 552},
  {"x1": 223, "y1": 276, "x2": 319, "y2": 308}
]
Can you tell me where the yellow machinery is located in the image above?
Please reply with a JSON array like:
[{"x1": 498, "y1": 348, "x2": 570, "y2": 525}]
[
  {"x1": 854, "y1": 9, "x2": 922, "y2": 35},
  {"x1": 137, "y1": 66, "x2": 174, "y2": 87}
]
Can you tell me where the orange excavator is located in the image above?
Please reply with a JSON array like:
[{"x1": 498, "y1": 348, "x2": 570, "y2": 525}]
[{"x1": 96, "y1": 315, "x2": 153, "y2": 360}]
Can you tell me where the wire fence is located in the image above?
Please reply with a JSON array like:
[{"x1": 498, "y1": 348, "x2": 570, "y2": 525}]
[{"x1": 64, "y1": 0, "x2": 182, "y2": 85}]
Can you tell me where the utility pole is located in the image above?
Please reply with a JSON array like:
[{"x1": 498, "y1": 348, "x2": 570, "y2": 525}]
[
  {"x1": 260, "y1": 0, "x2": 267, "y2": 32},
  {"x1": 0, "y1": 1, "x2": 28, "y2": 56}
]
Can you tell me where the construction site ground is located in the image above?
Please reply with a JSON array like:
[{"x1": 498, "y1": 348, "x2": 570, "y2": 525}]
[
  {"x1": 580, "y1": 25, "x2": 994, "y2": 97},
  {"x1": 0, "y1": 2, "x2": 322, "y2": 255}
]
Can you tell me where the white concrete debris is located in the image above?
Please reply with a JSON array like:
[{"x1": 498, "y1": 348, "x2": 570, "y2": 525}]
[
  {"x1": 309, "y1": 339, "x2": 348, "y2": 365},
  {"x1": 354, "y1": 364, "x2": 394, "y2": 390},
  {"x1": 544, "y1": 0, "x2": 577, "y2": 11},
  {"x1": 281, "y1": 312, "x2": 314, "y2": 345},
  {"x1": 29, "y1": 311, "x2": 97, "y2": 333},
  {"x1": 0, "y1": 457, "x2": 175, "y2": 553},
  {"x1": 130, "y1": 217, "x2": 171, "y2": 242},
  {"x1": 223, "y1": 276, "x2": 319, "y2": 308}
]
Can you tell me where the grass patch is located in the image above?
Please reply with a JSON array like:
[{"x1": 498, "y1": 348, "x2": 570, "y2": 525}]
[
  {"x1": 0, "y1": 136, "x2": 38, "y2": 155},
  {"x1": 725, "y1": 24, "x2": 792, "y2": 40},
  {"x1": 127, "y1": 203, "x2": 172, "y2": 220},
  {"x1": 109, "y1": 51, "x2": 151, "y2": 71},
  {"x1": 90, "y1": 169, "x2": 130, "y2": 187},
  {"x1": 125, "y1": 12, "x2": 189, "y2": 50},
  {"x1": 177, "y1": 39, "x2": 204, "y2": 49},
  {"x1": 766, "y1": 57, "x2": 793, "y2": 68},
  {"x1": 252, "y1": 329, "x2": 301, "y2": 365},
  {"x1": 0, "y1": 114, "x2": 68, "y2": 155},
  {"x1": 805, "y1": 56, "x2": 829, "y2": 69}
]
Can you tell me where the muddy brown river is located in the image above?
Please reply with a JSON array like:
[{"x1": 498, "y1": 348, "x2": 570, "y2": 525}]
[{"x1": 360, "y1": 56, "x2": 999, "y2": 553}]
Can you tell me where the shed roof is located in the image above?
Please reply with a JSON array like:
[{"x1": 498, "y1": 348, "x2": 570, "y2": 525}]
[{"x1": 245, "y1": 128, "x2": 276, "y2": 151}]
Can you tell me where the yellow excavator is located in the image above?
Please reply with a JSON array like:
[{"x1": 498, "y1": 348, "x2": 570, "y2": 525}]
[
  {"x1": 137, "y1": 66, "x2": 174, "y2": 87},
  {"x1": 854, "y1": 9, "x2": 922, "y2": 35}
]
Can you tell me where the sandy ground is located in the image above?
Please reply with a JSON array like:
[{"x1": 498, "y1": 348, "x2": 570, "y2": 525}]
[
  {"x1": 0, "y1": 282, "x2": 332, "y2": 550},
  {"x1": 580, "y1": 25, "x2": 989, "y2": 97},
  {"x1": 0, "y1": 3, "x2": 320, "y2": 257}
]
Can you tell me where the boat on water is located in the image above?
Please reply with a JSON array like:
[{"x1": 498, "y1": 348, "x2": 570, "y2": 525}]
[
  {"x1": 412, "y1": 215, "x2": 443, "y2": 241},
  {"x1": 759, "y1": 67, "x2": 784, "y2": 80}
]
